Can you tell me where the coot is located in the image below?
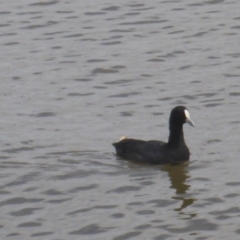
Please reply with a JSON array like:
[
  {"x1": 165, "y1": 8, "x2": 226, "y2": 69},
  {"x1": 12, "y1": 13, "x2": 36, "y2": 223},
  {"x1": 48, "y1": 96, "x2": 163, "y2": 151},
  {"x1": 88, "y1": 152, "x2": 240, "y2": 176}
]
[{"x1": 112, "y1": 106, "x2": 194, "y2": 164}]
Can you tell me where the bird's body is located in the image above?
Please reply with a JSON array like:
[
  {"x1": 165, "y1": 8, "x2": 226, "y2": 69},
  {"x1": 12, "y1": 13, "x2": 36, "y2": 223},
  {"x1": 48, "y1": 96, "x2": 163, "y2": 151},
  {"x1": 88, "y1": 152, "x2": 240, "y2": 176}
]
[
  {"x1": 113, "y1": 139, "x2": 189, "y2": 164},
  {"x1": 112, "y1": 106, "x2": 194, "y2": 164}
]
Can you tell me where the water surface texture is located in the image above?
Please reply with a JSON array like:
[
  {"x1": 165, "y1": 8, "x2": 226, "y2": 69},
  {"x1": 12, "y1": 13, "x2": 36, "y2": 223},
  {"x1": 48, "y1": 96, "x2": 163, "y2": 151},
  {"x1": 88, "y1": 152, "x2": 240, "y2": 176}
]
[{"x1": 1, "y1": 0, "x2": 240, "y2": 239}]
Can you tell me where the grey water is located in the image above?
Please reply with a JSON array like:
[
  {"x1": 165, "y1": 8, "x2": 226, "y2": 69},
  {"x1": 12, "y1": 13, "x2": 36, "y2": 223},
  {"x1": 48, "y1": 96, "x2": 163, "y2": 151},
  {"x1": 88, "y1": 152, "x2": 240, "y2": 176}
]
[{"x1": 1, "y1": 0, "x2": 240, "y2": 239}]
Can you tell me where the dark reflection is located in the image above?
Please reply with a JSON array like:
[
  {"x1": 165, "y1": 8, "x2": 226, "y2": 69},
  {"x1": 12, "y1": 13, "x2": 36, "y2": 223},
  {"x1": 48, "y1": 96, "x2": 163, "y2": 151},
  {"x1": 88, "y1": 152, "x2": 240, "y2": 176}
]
[
  {"x1": 161, "y1": 162, "x2": 190, "y2": 194},
  {"x1": 161, "y1": 163, "x2": 197, "y2": 217}
]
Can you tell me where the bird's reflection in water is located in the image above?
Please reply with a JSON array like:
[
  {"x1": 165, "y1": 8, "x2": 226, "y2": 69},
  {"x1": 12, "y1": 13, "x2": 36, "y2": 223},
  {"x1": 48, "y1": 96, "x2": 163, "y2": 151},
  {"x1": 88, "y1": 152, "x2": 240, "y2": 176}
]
[{"x1": 161, "y1": 162, "x2": 197, "y2": 218}]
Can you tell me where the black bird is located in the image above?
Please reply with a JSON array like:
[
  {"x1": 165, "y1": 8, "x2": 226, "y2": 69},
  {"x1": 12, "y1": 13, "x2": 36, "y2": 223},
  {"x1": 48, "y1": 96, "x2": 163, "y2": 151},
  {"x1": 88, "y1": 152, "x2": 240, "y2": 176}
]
[{"x1": 112, "y1": 106, "x2": 194, "y2": 164}]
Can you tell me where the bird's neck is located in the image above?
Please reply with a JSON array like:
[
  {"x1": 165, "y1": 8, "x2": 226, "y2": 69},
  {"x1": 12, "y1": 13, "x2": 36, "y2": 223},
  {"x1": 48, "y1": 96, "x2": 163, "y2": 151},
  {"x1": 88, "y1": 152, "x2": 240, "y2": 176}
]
[{"x1": 167, "y1": 124, "x2": 185, "y2": 147}]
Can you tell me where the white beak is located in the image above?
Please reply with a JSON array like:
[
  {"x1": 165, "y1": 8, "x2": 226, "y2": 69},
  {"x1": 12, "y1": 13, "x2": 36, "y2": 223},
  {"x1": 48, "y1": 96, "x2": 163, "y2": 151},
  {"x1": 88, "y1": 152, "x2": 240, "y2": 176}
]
[{"x1": 184, "y1": 109, "x2": 195, "y2": 127}]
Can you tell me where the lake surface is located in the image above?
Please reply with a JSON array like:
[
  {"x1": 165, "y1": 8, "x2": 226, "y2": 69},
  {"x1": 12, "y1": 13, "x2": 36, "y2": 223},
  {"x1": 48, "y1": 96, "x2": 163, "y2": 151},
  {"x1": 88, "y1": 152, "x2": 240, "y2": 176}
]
[{"x1": 1, "y1": 0, "x2": 240, "y2": 239}]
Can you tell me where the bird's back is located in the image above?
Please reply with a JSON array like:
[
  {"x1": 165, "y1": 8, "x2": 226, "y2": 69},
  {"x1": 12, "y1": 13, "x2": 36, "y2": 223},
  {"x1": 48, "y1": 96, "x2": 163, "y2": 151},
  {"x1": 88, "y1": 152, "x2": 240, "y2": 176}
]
[{"x1": 112, "y1": 138, "x2": 167, "y2": 164}]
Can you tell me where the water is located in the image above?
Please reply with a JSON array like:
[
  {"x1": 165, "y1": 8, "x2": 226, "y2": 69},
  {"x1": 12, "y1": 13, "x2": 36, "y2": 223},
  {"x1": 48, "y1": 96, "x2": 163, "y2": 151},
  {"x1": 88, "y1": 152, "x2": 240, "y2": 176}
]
[{"x1": 1, "y1": 0, "x2": 240, "y2": 239}]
